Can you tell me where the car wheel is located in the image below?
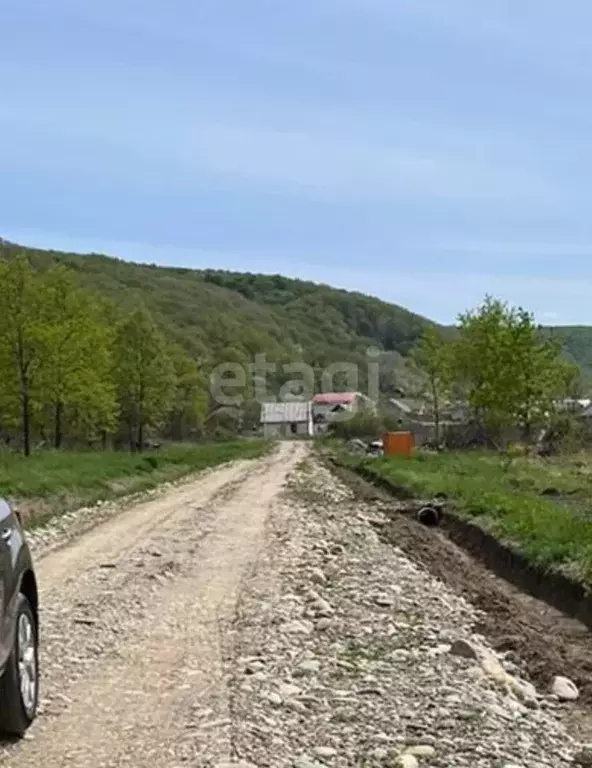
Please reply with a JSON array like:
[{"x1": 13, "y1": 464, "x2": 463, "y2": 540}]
[{"x1": 0, "y1": 594, "x2": 38, "y2": 736}]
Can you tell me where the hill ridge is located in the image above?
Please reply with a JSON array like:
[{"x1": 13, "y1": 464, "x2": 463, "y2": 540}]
[{"x1": 1, "y1": 238, "x2": 591, "y2": 389}]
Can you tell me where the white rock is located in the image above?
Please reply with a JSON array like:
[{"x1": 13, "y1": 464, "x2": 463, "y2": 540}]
[
  {"x1": 316, "y1": 617, "x2": 332, "y2": 631},
  {"x1": 394, "y1": 755, "x2": 419, "y2": 768},
  {"x1": 313, "y1": 746, "x2": 337, "y2": 758},
  {"x1": 279, "y1": 683, "x2": 302, "y2": 698},
  {"x1": 245, "y1": 660, "x2": 265, "y2": 674},
  {"x1": 312, "y1": 597, "x2": 334, "y2": 617},
  {"x1": 510, "y1": 678, "x2": 538, "y2": 705},
  {"x1": 294, "y1": 756, "x2": 322, "y2": 768},
  {"x1": 282, "y1": 619, "x2": 314, "y2": 635},
  {"x1": 294, "y1": 659, "x2": 320, "y2": 676},
  {"x1": 310, "y1": 568, "x2": 327, "y2": 585},
  {"x1": 215, "y1": 762, "x2": 258, "y2": 768},
  {"x1": 551, "y1": 676, "x2": 579, "y2": 701},
  {"x1": 374, "y1": 593, "x2": 395, "y2": 607},
  {"x1": 481, "y1": 653, "x2": 511, "y2": 686},
  {"x1": 405, "y1": 745, "x2": 436, "y2": 758},
  {"x1": 285, "y1": 698, "x2": 307, "y2": 713}
]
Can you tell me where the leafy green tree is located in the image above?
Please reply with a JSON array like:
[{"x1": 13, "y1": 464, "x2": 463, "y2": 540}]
[
  {"x1": 0, "y1": 256, "x2": 45, "y2": 455},
  {"x1": 168, "y1": 346, "x2": 208, "y2": 440},
  {"x1": 114, "y1": 308, "x2": 176, "y2": 450},
  {"x1": 455, "y1": 296, "x2": 575, "y2": 440},
  {"x1": 36, "y1": 266, "x2": 117, "y2": 447},
  {"x1": 241, "y1": 398, "x2": 262, "y2": 432},
  {"x1": 410, "y1": 328, "x2": 452, "y2": 445}
]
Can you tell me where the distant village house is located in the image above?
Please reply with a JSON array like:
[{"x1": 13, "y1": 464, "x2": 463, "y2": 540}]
[
  {"x1": 312, "y1": 392, "x2": 374, "y2": 434},
  {"x1": 261, "y1": 402, "x2": 313, "y2": 439}
]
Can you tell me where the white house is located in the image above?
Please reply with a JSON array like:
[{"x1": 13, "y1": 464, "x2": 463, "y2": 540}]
[{"x1": 261, "y1": 402, "x2": 313, "y2": 439}]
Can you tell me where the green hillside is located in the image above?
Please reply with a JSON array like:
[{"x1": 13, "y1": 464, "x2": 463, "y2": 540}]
[
  {"x1": 1, "y1": 238, "x2": 591, "y2": 392},
  {"x1": 0, "y1": 239, "x2": 434, "y2": 396}
]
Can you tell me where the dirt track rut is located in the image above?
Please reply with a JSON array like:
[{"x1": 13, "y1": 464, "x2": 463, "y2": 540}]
[{"x1": 2, "y1": 441, "x2": 306, "y2": 767}]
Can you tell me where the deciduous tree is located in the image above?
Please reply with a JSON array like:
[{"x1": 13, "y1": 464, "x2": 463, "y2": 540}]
[
  {"x1": 168, "y1": 345, "x2": 208, "y2": 440},
  {"x1": 410, "y1": 327, "x2": 452, "y2": 445},
  {"x1": 455, "y1": 296, "x2": 575, "y2": 440},
  {"x1": 36, "y1": 266, "x2": 117, "y2": 447},
  {"x1": 0, "y1": 256, "x2": 45, "y2": 455},
  {"x1": 114, "y1": 308, "x2": 176, "y2": 450}
]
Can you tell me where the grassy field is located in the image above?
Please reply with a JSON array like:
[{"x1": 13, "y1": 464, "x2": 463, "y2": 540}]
[
  {"x1": 0, "y1": 440, "x2": 270, "y2": 527},
  {"x1": 336, "y1": 449, "x2": 592, "y2": 587}
]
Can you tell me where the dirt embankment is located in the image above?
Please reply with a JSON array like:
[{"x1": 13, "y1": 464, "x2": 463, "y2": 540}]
[{"x1": 328, "y1": 460, "x2": 592, "y2": 729}]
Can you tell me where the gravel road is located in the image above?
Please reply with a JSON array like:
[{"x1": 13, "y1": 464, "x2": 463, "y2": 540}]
[
  {"x1": 1, "y1": 441, "x2": 307, "y2": 767},
  {"x1": 1, "y1": 443, "x2": 589, "y2": 767}
]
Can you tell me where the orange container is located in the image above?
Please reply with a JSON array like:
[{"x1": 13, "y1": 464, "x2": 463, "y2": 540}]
[{"x1": 382, "y1": 431, "x2": 415, "y2": 458}]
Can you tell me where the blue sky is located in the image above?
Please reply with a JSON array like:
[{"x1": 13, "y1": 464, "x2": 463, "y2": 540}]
[{"x1": 2, "y1": 0, "x2": 592, "y2": 324}]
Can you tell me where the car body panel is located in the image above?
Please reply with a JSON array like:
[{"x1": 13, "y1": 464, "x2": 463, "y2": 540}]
[{"x1": 0, "y1": 499, "x2": 35, "y2": 677}]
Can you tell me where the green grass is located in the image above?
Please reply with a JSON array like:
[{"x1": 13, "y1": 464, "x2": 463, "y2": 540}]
[
  {"x1": 0, "y1": 440, "x2": 270, "y2": 526},
  {"x1": 337, "y1": 450, "x2": 592, "y2": 587}
]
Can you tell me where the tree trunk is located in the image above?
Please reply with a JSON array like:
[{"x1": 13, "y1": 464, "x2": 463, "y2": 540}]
[
  {"x1": 138, "y1": 421, "x2": 144, "y2": 453},
  {"x1": 22, "y1": 389, "x2": 31, "y2": 457},
  {"x1": 128, "y1": 421, "x2": 135, "y2": 452},
  {"x1": 17, "y1": 332, "x2": 31, "y2": 457},
  {"x1": 54, "y1": 400, "x2": 63, "y2": 449},
  {"x1": 431, "y1": 375, "x2": 441, "y2": 447},
  {"x1": 101, "y1": 429, "x2": 107, "y2": 451}
]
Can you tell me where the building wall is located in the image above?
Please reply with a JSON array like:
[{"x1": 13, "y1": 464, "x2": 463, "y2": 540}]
[
  {"x1": 263, "y1": 423, "x2": 283, "y2": 439},
  {"x1": 263, "y1": 421, "x2": 312, "y2": 439}
]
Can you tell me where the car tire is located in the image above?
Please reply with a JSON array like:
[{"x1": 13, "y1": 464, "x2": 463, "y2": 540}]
[{"x1": 0, "y1": 594, "x2": 38, "y2": 736}]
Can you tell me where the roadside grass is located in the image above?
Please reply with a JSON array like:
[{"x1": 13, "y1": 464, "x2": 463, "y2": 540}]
[
  {"x1": 0, "y1": 440, "x2": 271, "y2": 526},
  {"x1": 336, "y1": 449, "x2": 592, "y2": 587}
]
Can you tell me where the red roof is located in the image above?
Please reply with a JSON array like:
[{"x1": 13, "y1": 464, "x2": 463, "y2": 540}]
[{"x1": 312, "y1": 392, "x2": 358, "y2": 405}]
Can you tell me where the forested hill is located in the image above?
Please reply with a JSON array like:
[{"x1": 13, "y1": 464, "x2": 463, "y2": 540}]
[
  {"x1": 1, "y1": 238, "x2": 592, "y2": 388},
  {"x1": 0, "y1": 239, "x2": 436, "y2": 395}
]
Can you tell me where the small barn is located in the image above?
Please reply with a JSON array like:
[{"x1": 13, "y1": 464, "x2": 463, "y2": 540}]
[{"x1": 261, "y1": 402, "x2": 313, "y2": 439}]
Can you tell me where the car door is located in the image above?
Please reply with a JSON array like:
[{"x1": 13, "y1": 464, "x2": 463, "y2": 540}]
[{"x1": 0, "y1": 500, "x2": 15, "y2": 670}]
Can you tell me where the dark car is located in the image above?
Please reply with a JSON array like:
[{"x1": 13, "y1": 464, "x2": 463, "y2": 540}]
[{"x1": 0, "y1": 499, "x2": 39, "y2": 736}]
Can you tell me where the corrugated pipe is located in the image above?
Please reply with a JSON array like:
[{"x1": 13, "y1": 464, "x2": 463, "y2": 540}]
[{"x1": 416, "y1": 506, "x2": 441, "y2": 527}]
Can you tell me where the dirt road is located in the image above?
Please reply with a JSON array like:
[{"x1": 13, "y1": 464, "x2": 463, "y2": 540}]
[
  {"x1": 1, "y1": 443, "x2": 588, "y2": 767},
  {"x1": 2, "y1": 441, "x2": 307, "y2": 767}
]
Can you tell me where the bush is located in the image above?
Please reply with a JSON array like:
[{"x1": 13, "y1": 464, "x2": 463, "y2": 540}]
[
  {"x1": 330, "y1": 413, "x2": 383, "y2": 441},
  {"x1": 541, "y1": 415, "x2": 587, "y2": 455}
]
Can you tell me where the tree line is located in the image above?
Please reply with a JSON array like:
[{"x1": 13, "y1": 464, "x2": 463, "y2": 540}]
[
  {"x1": 0, "y1": 256, "x2": 209, "y2": 455},
  {"x1": 411, "y1": 296, "x2": 579, "y2": 445}
]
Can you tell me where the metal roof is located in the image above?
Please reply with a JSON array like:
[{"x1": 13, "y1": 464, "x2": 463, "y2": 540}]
[
  {"x1": 261, "y1": 401, "x2": 312, "y2": 424},
  {"x1": 312, "y1": 392, "x2": 359, "y2": 405}
]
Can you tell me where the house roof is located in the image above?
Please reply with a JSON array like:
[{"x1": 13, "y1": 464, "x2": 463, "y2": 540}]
[
  {"x1": 312, "y1": 392, "x2": 359, "y2": 405},
  {"x1": 261, "y1": 401, "x2": 312, "y2": 424}
]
